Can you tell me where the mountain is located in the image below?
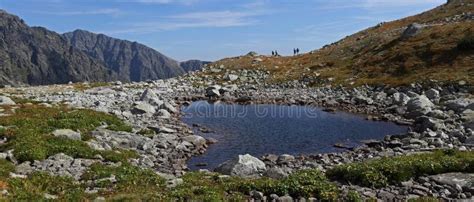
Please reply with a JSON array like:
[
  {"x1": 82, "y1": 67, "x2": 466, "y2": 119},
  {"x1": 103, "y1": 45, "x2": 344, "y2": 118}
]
[
  {"x1": 209, "y1": 0, "x2": 474, "y2": 86},
  {"x1": 180, "y1": 60, "x2": 211, "y2": 72},
  {"x1": 0, "y1": 10, "x2": 118, "y2": 86},
  {"x1": 0, "y1": 10, "x2": 203, "y2": 86},
  {"x1": 63, "y1": 30, "x2": 185, "y2": 82}
]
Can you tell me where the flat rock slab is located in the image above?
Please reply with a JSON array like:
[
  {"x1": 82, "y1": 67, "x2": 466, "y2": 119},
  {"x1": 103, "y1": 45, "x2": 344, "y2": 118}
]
[
  {"x1": 429, "y1": 172, "x2": 474, "y2": 188},
  {"x1": 52, "y1": 129, "x2": 81, "y2": 141}
]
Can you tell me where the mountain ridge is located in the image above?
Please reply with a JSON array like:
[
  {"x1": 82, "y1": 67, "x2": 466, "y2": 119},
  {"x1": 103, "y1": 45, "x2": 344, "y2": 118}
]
[{"x1": 0, "y1": 10, "x2": 208, "y2": 86}]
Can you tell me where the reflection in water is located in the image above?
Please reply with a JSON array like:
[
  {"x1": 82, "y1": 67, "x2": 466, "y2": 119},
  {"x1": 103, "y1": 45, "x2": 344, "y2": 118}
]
[{"x1": 182, "y1": 101, "x2": 408, "y2": 170}]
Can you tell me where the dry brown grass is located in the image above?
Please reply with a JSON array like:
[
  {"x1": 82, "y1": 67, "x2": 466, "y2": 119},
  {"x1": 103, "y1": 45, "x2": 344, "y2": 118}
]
[{"x1": 207, "y1": 1, "x2": 474, "y2": 86}]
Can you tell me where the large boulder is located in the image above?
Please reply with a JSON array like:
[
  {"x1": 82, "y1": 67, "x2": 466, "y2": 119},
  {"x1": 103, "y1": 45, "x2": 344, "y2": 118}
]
[
  {"x1": 402, "y1": 23, "x2": 423, "y2": 38},
  {"x1": 429, "y1": 173, "x2": 474, "y2": 190},
  {"x1": 425, "y1": 89, "x2": 440, "y2": 103},
  {"x1": 0, "y1": 96, "x2": 16, "y2": 105},
  {"x1": 406, "y1": 95, "x2": 434, "y2": 118},
  {"x1": 132, "y1": 102, "x2": 156, "y2": 115},
  {"x1": 140, "y1": 89, "x2": 162, "y2": 106},
  {"x1": 182, "y1": 135, "x2": 206, "y2": 148},
  {"x1": 445, "y1": 98, "x2": 473, "y2": 113},
  {"x1": 206, "y1": 85, "x2": 221, "y2": 97},
  {"x1": 414, "y1": 116, "x2": 445, "y2": 132},
  {"x1": 226, "y1": 74, "x2": 239, "y2": 81},
  {"x1": 392, "y1": 92, "x2": 410, "y2": 105},
  {"x1": 215, "y1": 154, "x2": 266, "y2": 178}
]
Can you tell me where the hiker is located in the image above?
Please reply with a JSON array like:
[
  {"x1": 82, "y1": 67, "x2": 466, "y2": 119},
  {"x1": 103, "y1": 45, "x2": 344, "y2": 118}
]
[
  {"x1": 293, "y1": 48, "x2": 296, "y2": 56},
  {"x1": 272, "y1": 51, "x2": 274, "y2": 56},
  {"x1": 275, "y1": 50, "x2": 279, "y2": 56},
  {"x1": 297, "y1": 48, "x2": 300, "y2": 55}
]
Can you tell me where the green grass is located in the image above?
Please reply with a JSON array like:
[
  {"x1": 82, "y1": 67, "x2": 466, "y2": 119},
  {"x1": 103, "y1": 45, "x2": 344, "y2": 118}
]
[
  {"x1": 0, "y1": 104, "x2": 133, "y2": 162},
  {"x1": 82, "y1": 163, "x2": 166, "y2": 191},
  {"x1": 0, "y1": 159, "x2": 14, "y2": 179},
  {"x1": 7, "y1": 172, "x2": 85, "y2": 200},
  {"x1": 326, "y1": 150, "x2": 474, "y2": 188},
  {"x1": 170, "y1": 170, "x2": 338, "y2": 201}
]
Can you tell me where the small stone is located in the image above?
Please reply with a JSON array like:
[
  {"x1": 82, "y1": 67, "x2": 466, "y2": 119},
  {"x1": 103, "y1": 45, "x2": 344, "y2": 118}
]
[{"x1": 44, "y1": 193, "x2": 58, "y2": 199}]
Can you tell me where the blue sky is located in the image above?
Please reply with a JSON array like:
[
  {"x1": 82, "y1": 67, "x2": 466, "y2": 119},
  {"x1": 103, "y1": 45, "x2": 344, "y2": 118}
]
[{"x1": 1, "y1": 0, "x2": 446, "y2": 61}]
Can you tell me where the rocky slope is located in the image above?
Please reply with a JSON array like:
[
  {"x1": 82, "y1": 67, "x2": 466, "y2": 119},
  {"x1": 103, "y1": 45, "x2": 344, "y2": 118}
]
[
  {"x1": 63, "y1": 30, "x2": 186, "y2": 82},
  {"x1": 0, "y1": 72, "x2": 472, "y2": 200},
  {"x1": 209, "y1": 0, "x2": 474, "y2": 86},
  {"x1": 179, "y1": 60, "x2": 211, "y2": 72}
]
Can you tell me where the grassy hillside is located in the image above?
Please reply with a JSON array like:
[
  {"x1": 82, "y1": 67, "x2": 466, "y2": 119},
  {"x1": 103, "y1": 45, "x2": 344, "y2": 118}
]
[{"x1": 208, "y1": 0, "x2": 474, "y2": 86}]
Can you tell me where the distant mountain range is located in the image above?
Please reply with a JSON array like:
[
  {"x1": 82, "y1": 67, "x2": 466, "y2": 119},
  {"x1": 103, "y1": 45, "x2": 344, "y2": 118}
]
[{"x1": 0, "y1": 10, "x2": 209, "y2": 86}]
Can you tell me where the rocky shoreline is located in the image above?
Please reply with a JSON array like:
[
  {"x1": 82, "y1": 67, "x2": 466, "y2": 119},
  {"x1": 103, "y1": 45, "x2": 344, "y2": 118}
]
[{"x1": 0, "y1": 71, "x2": 473, "y2": 200}]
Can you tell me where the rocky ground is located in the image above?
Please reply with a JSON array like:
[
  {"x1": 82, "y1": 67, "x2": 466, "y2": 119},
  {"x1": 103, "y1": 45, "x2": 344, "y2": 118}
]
[{"x1": 0, "y1": 66, "x2": 473, "y2": 200}]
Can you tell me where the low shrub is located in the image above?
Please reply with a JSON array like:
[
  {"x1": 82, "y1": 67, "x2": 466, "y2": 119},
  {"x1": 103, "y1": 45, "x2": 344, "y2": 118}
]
[
  {"x1": 233, "y1": 170, "x2": 339, "y2": 200},
  {"x1": 457, "y1": 35, "x2": 474, "y2": 51},
  {"x1": 326, "y1": 150, "x2": 474, "y2": 188},
  {"x1": 0, "y1": 159, "x2": 14, "y2": 179}
]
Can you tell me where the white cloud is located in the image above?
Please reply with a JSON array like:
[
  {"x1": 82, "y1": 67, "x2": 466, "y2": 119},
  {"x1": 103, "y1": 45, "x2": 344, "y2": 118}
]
[
  {"x1": 316, "y1": 0, "x2": 445, "y2": 10},
  {"x1": 362, "y1": 0, "x2": 446, "y2": 8},
  {"x1": 120, "y1": 0, "x2": 199, "y2": 5},
  {"x1": 35, "y1": 8, "x2": 121, "y2": 16},
  {"x1": 101, "y1": 10, "x2": 263, "y2": 34}
]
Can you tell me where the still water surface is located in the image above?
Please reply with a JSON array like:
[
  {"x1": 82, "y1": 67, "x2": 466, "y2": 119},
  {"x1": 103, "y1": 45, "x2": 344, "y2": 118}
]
[{"x1": 182, "y1": 101, "x2": 408, "y2": 170}]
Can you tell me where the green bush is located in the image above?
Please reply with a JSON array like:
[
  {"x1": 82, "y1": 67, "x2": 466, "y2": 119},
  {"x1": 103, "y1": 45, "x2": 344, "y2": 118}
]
[
  {"x1": 326, "y1": 150, "x2": 474, "y2": 188},
  {"x1": 0, "y1": 159, "x2": 14, "y2": 179},
  {"x1": 457, "y1": 35, "x2": 474, "y2": 51},
  {"x1": 233, "y1": 170, "x2": 338, "y2": 200}
]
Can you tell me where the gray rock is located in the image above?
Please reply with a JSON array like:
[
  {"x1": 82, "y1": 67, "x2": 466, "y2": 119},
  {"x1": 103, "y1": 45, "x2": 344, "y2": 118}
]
[
  {"x1": 429, "y1": 173, "x2": 474, "y2": 189},
  {"x1": 392, "y1": 92, "x2": 410, "y2": 105},
  {"x1": 277, "y1": 154, "x2": 295, "y2": 164},
  {"x1": 226, "y1": 74, "x2": 239, "y2": 81},
  {"x1": 425, "y1": 89, "x2": 440, "y2": 102},
  {"x1": 132, "y1": 102, "x2": 156, "y2": 114},
  {"x1": 445, "y1": 98, "x2": 473, "y2": 113},
  {"x1": 182, "y1": 135, "x2": 206, "y2": 148},
  {"x1": 406, "y1": 95, "x2": 434, "y2": 118},
  {"x1": 277, "y1": 195, "x2": 293, "y2": 202},
  {"x1": 157, "y1": 109, "x2": 171, "y2": 119},
  {"x1": 402, "y1": 23, "x2": 423, "y2": 38},
  {"x1": 414, "y1": 116, "x2": 444, "y2": 132},
  {"x1": 206, "y1": 85, "x2": 221, "y2": 97},
  {"x1": 215, "y1": 154, "x2": 266, "y2": 178},
  {"x1": 140, "y1": 89, "x2": 161, "y2": 106},
  {"x1": 52, "y1": 129, "x2": 81, "y2": 141},
  {"x1": 354, "y1": 95, "x2": 373, "y2": 105},
  {"x1": 161, "y1": 102, "x2": 178, "y2": 114},
  {"x1": 264, "y1": 167, "x2": 290, "y2": 179},
  {"x1": 0, "y1": 96, "x2": 15, "y2": 105},
  {"x1": 250, "y1": 190, "x2": 264, "y2": 200}
]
